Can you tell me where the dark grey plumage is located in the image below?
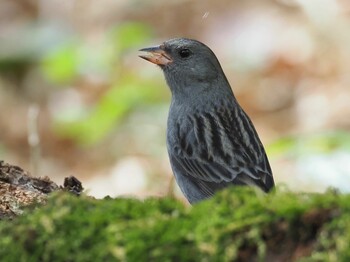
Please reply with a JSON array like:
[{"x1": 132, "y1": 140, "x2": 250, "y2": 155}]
[{"x1": 140, "y1": 38, "x2": 274, "y2": 204}]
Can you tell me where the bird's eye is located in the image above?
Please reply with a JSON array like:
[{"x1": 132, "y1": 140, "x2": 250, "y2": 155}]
[{"x1": 179, "y1": 48, "x2": 191, "y2": 58}]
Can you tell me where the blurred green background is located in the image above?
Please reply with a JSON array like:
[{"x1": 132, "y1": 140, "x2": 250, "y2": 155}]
[{"x1": 1, "y1": 0, "x2": 350, "y2": 200}]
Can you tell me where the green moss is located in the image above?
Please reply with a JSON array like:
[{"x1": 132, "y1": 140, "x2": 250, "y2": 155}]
[{"x1": 0, "y1": 187, "x2": 350, "y2": 261}]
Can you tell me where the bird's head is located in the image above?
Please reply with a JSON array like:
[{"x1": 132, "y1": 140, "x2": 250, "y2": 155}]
[{"x1": 140, "y1": 38, "x2": 228, "y2": 96}]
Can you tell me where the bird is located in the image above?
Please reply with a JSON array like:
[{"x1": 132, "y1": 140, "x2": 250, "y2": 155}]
[{"x1": 139, "y1": 38, "x2": 274, "y2": 204}]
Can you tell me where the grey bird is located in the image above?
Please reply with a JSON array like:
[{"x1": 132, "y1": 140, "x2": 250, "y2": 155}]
[{"x1": 139, "y1": 38, "x2": 274, "y2": 204}]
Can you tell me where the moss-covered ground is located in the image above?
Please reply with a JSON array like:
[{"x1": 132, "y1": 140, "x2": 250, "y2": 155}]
[{"x1": 0, "y1": 187, "x2": 349, "y2": 261}]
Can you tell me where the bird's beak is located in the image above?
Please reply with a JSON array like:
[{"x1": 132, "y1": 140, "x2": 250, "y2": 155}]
[{"x1": 139, "y1": 45, "x2": 173, "y2": 66}]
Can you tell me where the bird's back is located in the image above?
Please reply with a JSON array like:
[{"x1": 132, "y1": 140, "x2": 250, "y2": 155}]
[{"x1": 167, "y1": 94, "x2": 274, "y2": 204}]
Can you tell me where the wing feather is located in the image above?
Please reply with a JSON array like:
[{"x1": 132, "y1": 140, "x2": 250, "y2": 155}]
[{"x1": 168, "y1": 103, "x2": 274, "y2": 195}]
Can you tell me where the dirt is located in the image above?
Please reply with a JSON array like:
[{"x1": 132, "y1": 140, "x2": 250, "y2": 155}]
[{"x1": 0, "y1": 160, "x2": 83, "y2": 219}]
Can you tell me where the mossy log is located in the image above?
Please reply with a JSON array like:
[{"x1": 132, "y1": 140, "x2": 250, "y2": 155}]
[{"x1": 0, "y1": 181, "x2": 349, "y2": 261}]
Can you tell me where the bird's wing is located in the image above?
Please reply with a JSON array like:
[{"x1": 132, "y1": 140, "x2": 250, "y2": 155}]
[
  {"x1": 170, "y1": 153, "x2": 271, "y2": 199},
  {"x1": 170, "y1": 151, "x2": 273, "y2": 193},
  {"x1": 169, "y1": 105, "x2": 274, "y2": 192}
]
